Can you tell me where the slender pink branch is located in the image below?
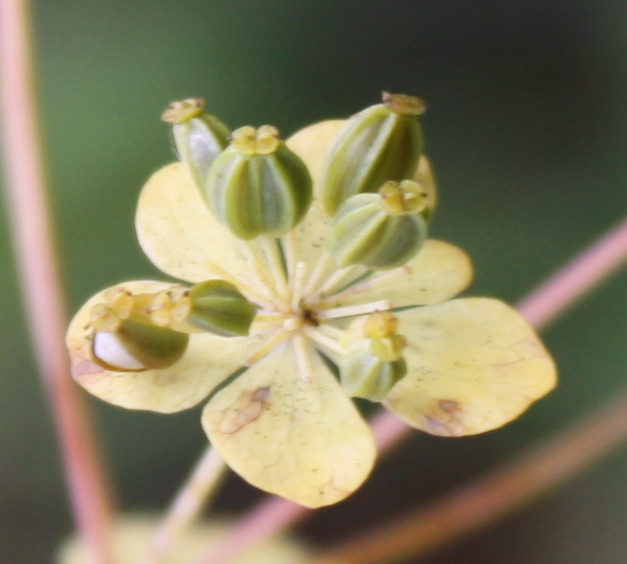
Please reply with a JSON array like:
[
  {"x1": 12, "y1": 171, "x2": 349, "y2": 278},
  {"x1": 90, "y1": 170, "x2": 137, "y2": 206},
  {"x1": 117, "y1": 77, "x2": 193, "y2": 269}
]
[
  {"x1": 516, "y1": 216, "x2": 627, "y2": 327},
  {"x1": 142, "y1": 447, "x2": 227, "y2": 564},
  {"x1": 0, "y1": 1, "x2": 114, "y2": 562},
  {"x1": 197, "y1": 214, "x2": 627, "y2": 564},
  {"x1": 321, "y1": 389, "x2": 627, "y2": 564}
]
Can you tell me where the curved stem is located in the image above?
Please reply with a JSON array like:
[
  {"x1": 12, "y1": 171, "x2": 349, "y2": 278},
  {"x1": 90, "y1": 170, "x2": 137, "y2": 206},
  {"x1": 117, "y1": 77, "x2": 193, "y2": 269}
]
[
  {"x1": 517, "y1": 215, "x2": 627, "y2": 327},
  {"x1": 0, "y1": 1, "x2": 115, "y2": 562},
  {"x1": 141, "y1": 446, "x2": 227, "y2": 564},
  {"x1": 195, "y1": 214, "x2": 627, "y2": 564},
  {"x1": 320, "y1": 390, "x2": 627, "y2": 564}
]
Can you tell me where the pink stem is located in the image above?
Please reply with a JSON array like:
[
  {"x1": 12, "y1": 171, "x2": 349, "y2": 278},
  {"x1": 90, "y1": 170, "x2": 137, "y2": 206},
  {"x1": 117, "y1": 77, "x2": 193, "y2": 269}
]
[
  {"x1": 196, "y1": 214, "x2": 627, "y2": 564},
  {"x1": 322, "y1": 390, "x2": 627, "y2": 564},
  {"x1": 0, "y1": 1, "x2": 114, "y2": 562},
  {"x1": 516, "y1": 216, "x2": 627, "y2": 327}
]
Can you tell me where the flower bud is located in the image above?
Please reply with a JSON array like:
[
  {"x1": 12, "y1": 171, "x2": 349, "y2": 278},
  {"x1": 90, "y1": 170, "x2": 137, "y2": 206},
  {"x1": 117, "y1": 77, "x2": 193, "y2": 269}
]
[
  {"x1": 204, "y1": 125, "x2": 312, "y2": 239},
  {"x1": 186, "y1": 280, "x2": 257, "y2": 336},
  {"x1": 162, "y1": 98, "x2": 230, "y2": 187},
  {"x1": 322, "y1": 92, "x2": 426, "y2": 214},
  {"x1": 339, "y1": 313, "x2": 407, "y2": 402},
  {"x1": 329, "y1": 180, "x2": 428, "y2": 269}
]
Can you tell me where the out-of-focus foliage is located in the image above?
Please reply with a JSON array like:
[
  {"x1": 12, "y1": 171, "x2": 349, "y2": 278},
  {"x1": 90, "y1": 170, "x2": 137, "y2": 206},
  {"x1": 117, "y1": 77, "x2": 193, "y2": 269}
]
[{"x1": 1, "y1": 1, "x2": 626, "y2": 562}]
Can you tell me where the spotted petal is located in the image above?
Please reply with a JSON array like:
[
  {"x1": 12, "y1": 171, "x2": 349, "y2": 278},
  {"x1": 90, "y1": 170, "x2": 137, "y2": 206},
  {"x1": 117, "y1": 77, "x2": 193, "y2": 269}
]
[
  {"x1": 66, "y1": 281, "x2": 264, "y2": 413},
  {"x1": 136, "y1": 163, "x2": 264, "y2": 293},
  {"x1": 384, "y1": 298, "x2": 557, "y2": 436},
  {"x1": 202, "y1": 340, "x2": 376, "y2": 507}
]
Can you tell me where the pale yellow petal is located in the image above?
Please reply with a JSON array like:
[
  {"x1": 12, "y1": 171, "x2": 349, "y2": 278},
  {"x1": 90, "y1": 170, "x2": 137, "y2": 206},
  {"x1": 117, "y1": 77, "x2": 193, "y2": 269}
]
[
  {"x1": 280, "y1": 121, "x2": 344, "y2": 273},
  {"x1": 135, "y1": 163, "x2": 261, "y2": 291},
  {"x1": 286, "y1": 119, "x2": 345, "y2": 201},
  {"x1": 67, "y1": 281, "x2": 264, "y2": 413},
  {"x1": 414, "y1": 155, "x2": 438, "y2": 216},
  {"x1": 202, "y1": 341, "x2": 376, "y2": 507},
  {"x1": 384, "y1": 298, "x2": 557, "y2": 436},
  {"x1": 326, "y1": 239, "x2": 473, "y2": 308}
]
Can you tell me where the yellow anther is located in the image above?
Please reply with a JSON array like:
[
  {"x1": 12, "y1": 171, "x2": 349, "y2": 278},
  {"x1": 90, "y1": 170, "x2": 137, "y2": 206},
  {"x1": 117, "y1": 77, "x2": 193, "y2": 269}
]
[
  {"x1": 378, "y1": 179, "x2": 427, "y2": 215},
  {"x1": 382, "y1": 91, "x2": 427, "y2": 116},
  {"x1": 102, "y1": 287, "x2": 134, "y2": 319},
  {"x1": 255, "y1": 125, "x2": 280, "y2": 155},
  {"x1": 231, "y1": 125, "x2": 280, "y2": 156},
  {"x1": 231, "y1": 126, "x2": 258, "y2": 156},
  {"x1": 363, "y1": 311, "x2": 399, "y2": 338},
  {"x1": 370, "y1": 335, "x2": 406, "y2": 362},
  {"x1": 88, "y1": 303, "x2": 121, "y2": 333},
  {"x1": 161, "y1": 98, "x2": 205, "y2": 124},
  {"x1": 149, "y1": 286, "x2": 191, "y2": 327}
]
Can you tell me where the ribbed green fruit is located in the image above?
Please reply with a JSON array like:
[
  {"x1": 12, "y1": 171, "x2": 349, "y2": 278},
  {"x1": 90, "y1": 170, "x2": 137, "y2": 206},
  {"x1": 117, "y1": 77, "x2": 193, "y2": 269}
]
[
  {"x1": 187, "y1": 280, "x2": 257, "y2": 337},
  {"x1": 330, "y1": 190, "x2": 428, "y2": 269},
  {"x1": 92, "y1": 319, "x2": 189, "y2": 371},
  {"x1": 162, "y1": 98, "x2": 230, "y2": 188},
  {"x1": 322, "y1": 92, "x2": 425, "y2": 214},
  {"x1": 340, "y1": 340, "x2": 407, "y2": 402},
  {"x1": 204, "y1": 126, "x2": 312, "y2": 239}
]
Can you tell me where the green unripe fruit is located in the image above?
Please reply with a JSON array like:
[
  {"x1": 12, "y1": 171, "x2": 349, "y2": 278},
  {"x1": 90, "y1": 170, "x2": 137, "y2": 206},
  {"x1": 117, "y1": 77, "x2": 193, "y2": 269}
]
[
  {"x1": 162, "y1": 98, "x2": 230, "y2": 188},
  {"x1": 340, "y1": 312, "x2": 407, "y2": 402},
  {"x1": 204, "y1": 125, "x2": 313, "y2": 239},
  {"x1": 322, "y1": 92, "x2": 425, "y2": 214},
  {"x1": 330, "y1": 180, "x2": 428, "y2": 269},
  {"x1": 341, "y1": 353, "x2": 407, "y2": 402},
  {"x1": 92, "y1": 319, "x2": 189, "y2": 372},
  {"x1": 187, "y1": 280, "x2": 257, "y2": 337}
]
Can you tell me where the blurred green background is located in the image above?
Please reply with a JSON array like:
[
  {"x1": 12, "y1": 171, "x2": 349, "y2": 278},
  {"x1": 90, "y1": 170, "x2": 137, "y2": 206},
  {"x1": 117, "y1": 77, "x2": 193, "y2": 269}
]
[{"x1": 1, "y1": 1, "x2": 626, "y2": 562}]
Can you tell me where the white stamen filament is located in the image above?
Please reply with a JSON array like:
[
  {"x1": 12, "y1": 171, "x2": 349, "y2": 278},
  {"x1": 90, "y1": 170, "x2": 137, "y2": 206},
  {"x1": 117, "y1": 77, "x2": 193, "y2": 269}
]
[
  {"x1": 315, "y1": 264, "x2": 366, "y2": 298},
  {"x1": 257, "y1": 236, "x2": 289, "y2": 301},
  {"x1": 301, "y1": 252, "x2": 335, "y2": 298},
  {"x1": 244, "y1": 329, "x2": 290, "y2": 366},
  {"x1": 318, "y1": 265, "x2": 410, "y2": 307},
  {"x1": 251, "y1": 312, "x2": 285, "y2": 332},
  {"x1": 241, "y1": 244, "x2": 285, "y2": 304},
  {"x1": 316, "y1": 299, "x2": 392, "y2": 321},
  {"x1": 315, "y1": 323, "x2": 344, "y2": 340},
  {"x1": 292, "y1": 334, "x2": 313, "y2": 383},
  {"x1": 280, "y1": 229, "x2": 298, "y2": 280},
  {"x1": 304, "y1": 326, "x2": 342, "y2": 359},
  {"x1": 290, "y1": 261, "x2": 308, "y2": 311}
]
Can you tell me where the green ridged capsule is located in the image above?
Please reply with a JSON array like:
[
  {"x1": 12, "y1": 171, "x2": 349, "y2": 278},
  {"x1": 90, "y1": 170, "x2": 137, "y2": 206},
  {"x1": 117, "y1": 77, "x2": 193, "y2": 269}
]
[
  {"x1": 186, "y1": 280, "x2": 257, "y2": 337},
  {"x1": 204, "y1": 125, "x2": 312, "y2": 239},
  {"x1": 162, "y1": 98, "x2": 230, "y2": 188},
  {"x1": 322, "y1": 92, "x2": 426, "y2": 214},
  {"x1": 92, "y1": 318, "x2": 189, "y2": 372},
  {"x1": 330, "y1": 179, "x2": 428, "y2": 269},
  {"x1": 340, "y1": 312, "x2": 407, "y2": 402},
  {"x1": 87, "y1": 287, "x2": 189, "y2": 371}
]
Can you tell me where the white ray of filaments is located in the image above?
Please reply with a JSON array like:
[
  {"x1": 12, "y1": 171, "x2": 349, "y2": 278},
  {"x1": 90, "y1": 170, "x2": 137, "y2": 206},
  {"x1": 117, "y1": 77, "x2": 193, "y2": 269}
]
[
  {"x1": 316, "y1": 299, "x2": 392, "y2": 321},
  {"x1": 317, "y1": 265, "x2": 410, "y2": 308}
]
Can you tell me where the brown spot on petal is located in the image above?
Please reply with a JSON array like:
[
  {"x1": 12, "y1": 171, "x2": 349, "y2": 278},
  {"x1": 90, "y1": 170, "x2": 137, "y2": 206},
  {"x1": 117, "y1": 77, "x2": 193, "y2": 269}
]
[
  {"x1": 439, "y1": 399, "x2": 460, "y2": 413},
  {"x1": 423, "y1": 400, "x2": 466, "y2": 437},
  {"x1": 218, "y1": 386, "x2": 272, "y2": 434}
]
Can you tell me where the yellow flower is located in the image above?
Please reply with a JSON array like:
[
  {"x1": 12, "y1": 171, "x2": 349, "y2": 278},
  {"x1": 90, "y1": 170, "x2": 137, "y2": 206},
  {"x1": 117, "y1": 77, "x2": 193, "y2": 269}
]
[{"x1": 66, "y1": 104, "x2": 556, "y2": 509}]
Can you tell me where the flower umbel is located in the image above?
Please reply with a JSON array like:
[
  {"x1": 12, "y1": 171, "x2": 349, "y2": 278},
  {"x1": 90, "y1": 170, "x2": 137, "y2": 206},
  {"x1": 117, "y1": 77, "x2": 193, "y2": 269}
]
[{"x1": 66, "y1": 93, "x2": 557, "y2": 508}]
